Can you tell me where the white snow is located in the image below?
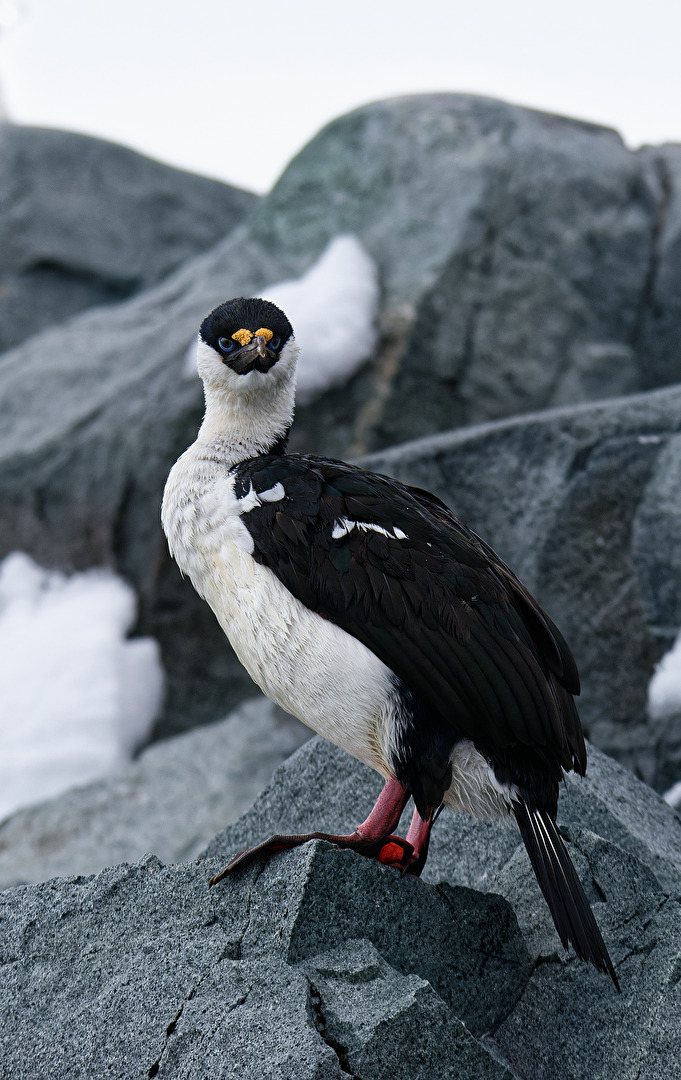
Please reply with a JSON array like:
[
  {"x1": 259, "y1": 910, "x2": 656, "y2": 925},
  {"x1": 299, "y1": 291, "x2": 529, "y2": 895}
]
[
  {"x1": 0, "y1": 552, "x2": 164, "y2": 822},
  {"x1": 262, "y1": 234, "x2": 379, "y2": 402},
  {"x1": 647, "y1": 629, "x2": 681, "y2": 721},
  {"x1": 183, "y1": 235, "x2": 380, "y2": 400},
  {"x1": 663, "y1": 779, "x2": 681, "y2": 809},
  {"x1": 648, "y1": 631, "x2": 681, "y2": 809}
]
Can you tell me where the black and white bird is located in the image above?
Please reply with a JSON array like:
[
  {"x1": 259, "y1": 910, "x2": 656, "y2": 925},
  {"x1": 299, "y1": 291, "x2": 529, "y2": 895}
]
[{"x1": 162, "y1": 296, "x2": 618, "y2": 989}]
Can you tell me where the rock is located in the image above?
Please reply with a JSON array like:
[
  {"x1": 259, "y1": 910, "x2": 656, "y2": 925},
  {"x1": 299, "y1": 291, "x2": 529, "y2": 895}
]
[
  {"x1": 491, "y1": 834, "x2": 680, "y2": 1080},
  {"x1": 636, "y1": 144, "x2": 681, "y2": 394},
  {"x1": 253, "y1": 97, "x2": 681, "y2": 453},
  {"x1": 300, "y1": 940, "x2": 515, "y2": 1080},
  {"x1": 0, "y1": 697, "x2": 308, "y2": 891},
  {"x1": 3, "y1": 735, "x2": 681, "y2": 1078},
  {"x1": 0, "y1": 123, "x2": 256, "y2": 353},
  {"x1": 364, "y1": 394, "x2": 681, "y2": 789},
  {"x1": 2, "y1": 95, "x2": 681, "y2": 741},
  {"x1": 0, "y1": 845, "x2": 522, "y2": 1078}
]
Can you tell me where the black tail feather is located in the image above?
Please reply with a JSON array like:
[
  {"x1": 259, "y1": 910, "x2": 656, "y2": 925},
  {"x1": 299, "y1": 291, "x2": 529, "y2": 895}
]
[{"x1": 513, "y1": 801, "x2": 620, "y2": 991}]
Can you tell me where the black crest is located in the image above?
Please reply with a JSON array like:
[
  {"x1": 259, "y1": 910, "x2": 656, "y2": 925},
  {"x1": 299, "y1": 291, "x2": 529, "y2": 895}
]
[{"x1": 200, "y1": 297, "x2": 293, "y2": 353}]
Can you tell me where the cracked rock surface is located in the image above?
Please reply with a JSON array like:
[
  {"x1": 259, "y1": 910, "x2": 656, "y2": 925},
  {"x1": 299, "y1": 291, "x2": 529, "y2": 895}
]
[
  {"x1": 3, "y1": 736, "x2": 681, "y2": 1078},
  {"x1": 1, "y1": 844, "x2": 521, "y2": 1079}
]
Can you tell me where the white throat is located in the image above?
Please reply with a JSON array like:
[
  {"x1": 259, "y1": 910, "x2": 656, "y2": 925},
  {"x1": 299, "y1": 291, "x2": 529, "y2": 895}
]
[{"x1": 195, "y1": 336, "x2": 299, "y2": 466}]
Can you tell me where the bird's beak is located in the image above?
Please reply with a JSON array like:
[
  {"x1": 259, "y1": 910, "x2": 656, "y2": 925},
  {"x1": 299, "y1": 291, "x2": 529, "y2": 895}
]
[{"x1": 225, "y1": 338, "x2": 278, "y2": 375}]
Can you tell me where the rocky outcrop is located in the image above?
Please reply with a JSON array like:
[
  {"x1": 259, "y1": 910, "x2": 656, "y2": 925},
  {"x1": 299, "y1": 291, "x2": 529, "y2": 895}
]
[
  {"x1": 0, "y1": 698, "x2": 308, "y2": 891},
  {"x1": 254, "y1": 97, "x2": 681, "y2": 453},
  {"x1": 2, "y1": 736, "x2": 680, "y2": 1079},
  {"x1": 1, "y1": 95, "x2": 680, "y2": 747},
  {"x1": 0, "y1": 123, "x2": 256, "y2": 353},
  {"x1": 3, "y1": 95, "x2": 680, "y2": 1079}
]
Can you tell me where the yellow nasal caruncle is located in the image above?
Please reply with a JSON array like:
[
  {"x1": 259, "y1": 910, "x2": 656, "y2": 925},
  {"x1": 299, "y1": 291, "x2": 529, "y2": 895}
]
[
  {"x1": 231, "y1": 327, "x2": 274, "y2": 346},
  {"x1": 232, "y1": 329, "x2": 253, "y2": 346}
]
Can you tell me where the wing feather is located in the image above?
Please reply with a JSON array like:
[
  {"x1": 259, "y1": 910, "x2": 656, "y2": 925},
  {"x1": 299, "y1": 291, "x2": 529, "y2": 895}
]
[{"x1": 233, "y1": 454, "x2": 583, "y2": 762}]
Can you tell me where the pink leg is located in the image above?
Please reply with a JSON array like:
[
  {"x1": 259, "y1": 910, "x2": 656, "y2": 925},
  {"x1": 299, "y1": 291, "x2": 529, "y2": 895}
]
[
  {"x1": 401, "y1": 805, "x2": 436, "y2": 877},
  {"x1": 209, "y1": 778, "x2": 412, "y2": 885}
]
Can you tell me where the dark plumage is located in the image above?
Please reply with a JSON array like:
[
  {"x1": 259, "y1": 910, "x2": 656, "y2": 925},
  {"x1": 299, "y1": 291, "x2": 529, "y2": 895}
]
[{"x1": 162, "y1": 296, "x2": 619, "y2": 990}]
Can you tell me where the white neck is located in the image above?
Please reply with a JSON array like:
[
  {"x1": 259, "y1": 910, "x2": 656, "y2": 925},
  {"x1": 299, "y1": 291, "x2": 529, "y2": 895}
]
[{"x1": 194, "y1": 337, "x2": 298, "y2": 466}]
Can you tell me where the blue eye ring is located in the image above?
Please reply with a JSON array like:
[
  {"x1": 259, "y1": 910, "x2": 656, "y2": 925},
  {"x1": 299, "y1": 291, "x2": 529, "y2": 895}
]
[
  {"x1": 218, "y1": 336, "x2": 236, "y2": 353},
  {"x1": 269, "y1": 335, "x2": 281, "y2": 350}
]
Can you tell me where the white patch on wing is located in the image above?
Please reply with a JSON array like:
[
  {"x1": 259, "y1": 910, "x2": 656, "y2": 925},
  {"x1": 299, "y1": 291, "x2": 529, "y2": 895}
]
[
  {"x1": 258, "y1": 482, "x2": 285, "y2": 502},
  {"x1": 332, "y1": 518, "x2": 354, "y2": 540},
  {"x1": 236, "y1": 483, "x2": 261, "y2": 515},
  {"x1": 331, "y1": 518, "x2": 409, "y2": 542},
  {"x1": 236, "y1": 480, "x2": 285, "y2": 520}
]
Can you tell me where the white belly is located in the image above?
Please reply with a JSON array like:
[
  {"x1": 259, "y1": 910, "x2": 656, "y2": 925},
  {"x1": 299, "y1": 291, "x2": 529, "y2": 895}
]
[{"x1": 162, "y1": 460, "x2": 396, "y2": 777}]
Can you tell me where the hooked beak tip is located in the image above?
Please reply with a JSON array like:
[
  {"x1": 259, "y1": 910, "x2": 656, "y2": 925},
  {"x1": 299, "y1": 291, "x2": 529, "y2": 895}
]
[{"x1": 255, "y1": 336, "x2": 267, "y2": 358}]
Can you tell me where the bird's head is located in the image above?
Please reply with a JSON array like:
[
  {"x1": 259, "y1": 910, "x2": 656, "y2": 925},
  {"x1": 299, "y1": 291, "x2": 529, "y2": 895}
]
[{"x1": 196, "y1": 296, "x2": 297, "y2": 399}]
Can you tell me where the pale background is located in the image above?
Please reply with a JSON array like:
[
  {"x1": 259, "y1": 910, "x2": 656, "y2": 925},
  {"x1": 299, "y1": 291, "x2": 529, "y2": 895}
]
[{"x1": 0, "y1": 0, "x2": 679, "y2": 194}]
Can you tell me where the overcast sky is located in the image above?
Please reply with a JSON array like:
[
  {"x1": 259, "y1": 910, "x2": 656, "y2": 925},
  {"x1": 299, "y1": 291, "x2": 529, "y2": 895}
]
[{"x1": 0, "y1": 0, "x2": 679, "y2": 194}]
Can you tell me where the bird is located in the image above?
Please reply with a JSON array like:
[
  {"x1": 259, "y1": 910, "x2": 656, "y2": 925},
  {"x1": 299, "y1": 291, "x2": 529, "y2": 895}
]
[{"x1": 162, "y1": 295, "x2": 619, "y2": 989}]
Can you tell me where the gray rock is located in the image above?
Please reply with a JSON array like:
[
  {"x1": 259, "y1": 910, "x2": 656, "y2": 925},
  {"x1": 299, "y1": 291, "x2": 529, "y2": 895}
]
[
  {"x1": 364, "y1": 393, "x2": 681, "y2": 789},
  {"x1": 560, "y1": 745, "x2": 681, "y2": 895},
  {"x1": 0, "y1": 123, "x2": 256, "y2": 353},
  {"x1": 0, "y1": 697, "x2": 309, "y2": 892},
  {"x1": 301, "y1": 940, "x2": 515, "y2": 1080},
  {"x1": 490, "y1": 824, "x2": 680, "y2": 1080},
  {"x1": 3, "y1": 733, "x2": 681, "y2": 1078},
  {"x1": 637, "y1": 144, "x2": 681, "y2": 395},
  {"x1": 0, "y1": 844, "x2": 522, "y2": 1079},
  {"x1": 254, "y1": 97, "x2": 681, "y2": 453}
]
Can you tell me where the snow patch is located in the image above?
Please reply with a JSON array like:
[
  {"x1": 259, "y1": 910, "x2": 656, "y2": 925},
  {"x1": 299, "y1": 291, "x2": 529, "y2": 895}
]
[
  {"x1": 184, "y1": 236, "x2": 380, "y2": 394},
  {"x1": 0, "y1": 552, "x2": 164, "y2": 821},
  {"x1": 663, "y1": 779, "x2": 681, "y2": 809},
  {"x1": 262, "y1": 235, "x2": 379, "y2": 402},
  {"x1": 647, "y1": 629, "x2": 681, "y2": 720}
]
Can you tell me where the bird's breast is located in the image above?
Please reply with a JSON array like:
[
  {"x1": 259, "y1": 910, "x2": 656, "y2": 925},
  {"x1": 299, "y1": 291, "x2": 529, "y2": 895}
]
[{"x1": 162, "y1": 453, "x2": 397, "y2": 777}]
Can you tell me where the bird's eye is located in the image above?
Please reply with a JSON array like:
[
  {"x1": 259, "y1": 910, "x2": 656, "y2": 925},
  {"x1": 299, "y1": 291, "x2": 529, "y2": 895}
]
[
  {"x1": 269, "y1": 335, "x2": 281, "y2": 350},
  {"x1": 218, "y1": 337, "x2": 236, "y2": 353}
]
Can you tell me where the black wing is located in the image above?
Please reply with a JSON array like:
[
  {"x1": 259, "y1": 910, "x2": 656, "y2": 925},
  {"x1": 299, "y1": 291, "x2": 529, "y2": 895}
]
[{"x1": 233, "y1": 454, "x2": 585, "y2": 774}]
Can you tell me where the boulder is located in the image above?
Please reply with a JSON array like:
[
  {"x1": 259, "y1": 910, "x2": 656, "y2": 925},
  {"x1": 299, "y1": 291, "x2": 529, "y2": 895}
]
[
  {"x1": 254, "y1": 96, "x2": 681, "y2": 454},
  {"x1": 0, "y1": 697, "x2": 309, "y2": 891},
  {"x1": 2, "y1": 736, "x2": 681, "y2": 1079},
  {"x1": 0, "y1": 123, "x2": 256, "y2": 353}
]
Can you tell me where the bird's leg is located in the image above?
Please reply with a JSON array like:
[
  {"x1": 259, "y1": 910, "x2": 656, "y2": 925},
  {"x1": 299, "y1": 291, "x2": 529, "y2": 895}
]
[
  {"x1": 209, "y1": 778, "x2": 412, "y2": 885},
  {"x1": 399, "y1": 805, "x2": 437, "y2": 877}
]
